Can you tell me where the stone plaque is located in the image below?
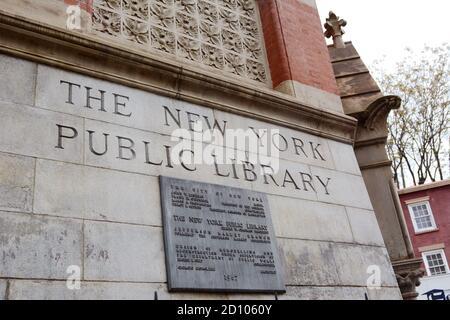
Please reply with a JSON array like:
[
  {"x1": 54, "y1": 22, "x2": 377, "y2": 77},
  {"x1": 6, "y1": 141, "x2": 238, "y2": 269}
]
[{"x1": 160, "y1": 176, "x2": 285, "y2": 293}]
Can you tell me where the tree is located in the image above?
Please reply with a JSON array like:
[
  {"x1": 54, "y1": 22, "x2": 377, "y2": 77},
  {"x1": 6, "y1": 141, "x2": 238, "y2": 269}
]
[{"x1": 372, "y1": 44, "x2": 450, "y2": 188}]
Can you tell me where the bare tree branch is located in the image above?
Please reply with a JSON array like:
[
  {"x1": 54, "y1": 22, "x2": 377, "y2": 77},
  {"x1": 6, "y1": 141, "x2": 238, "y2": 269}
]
[{"x1": 372, "y1": 44, "x2": 450, "y2": 187}]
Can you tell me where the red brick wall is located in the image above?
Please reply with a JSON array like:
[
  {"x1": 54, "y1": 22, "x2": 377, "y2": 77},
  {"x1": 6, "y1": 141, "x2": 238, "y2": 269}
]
[
  {"x1": 258, "y1": 0, "x2": 338, "y2": 94},
  {"x1": 399, "y1": 184, "x2": 450, "y2": 268}
]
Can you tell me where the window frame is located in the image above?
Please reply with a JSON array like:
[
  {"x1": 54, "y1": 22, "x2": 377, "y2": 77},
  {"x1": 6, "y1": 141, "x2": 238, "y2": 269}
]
[
  {"x1": 422, "y1": 249, "x2": 450, "y2": 277},
  {"x1": 407, "y1": 200, "x2": 437, "y2": 233}
]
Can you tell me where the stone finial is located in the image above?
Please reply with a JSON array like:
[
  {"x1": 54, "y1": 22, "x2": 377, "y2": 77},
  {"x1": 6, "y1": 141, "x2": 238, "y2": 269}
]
[{"x1": 324, "y1": 11, "x2": 347, "y2": 49}]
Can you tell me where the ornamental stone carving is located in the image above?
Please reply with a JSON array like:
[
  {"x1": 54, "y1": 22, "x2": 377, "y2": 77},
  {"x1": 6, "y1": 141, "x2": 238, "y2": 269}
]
[
  {"x1": 92, "y1": 0, "x2": 267, "y2": 83},
  {"x1": 150, "y1": 3, "x2": 174, "y2": 29},
  {"x1": 124, "y1": 0, "x2": 149, "y2": 19},
  {"x1": 224, "y1": 52, "x2": 245, "y2": 76},
  {"x1": 396, "y1": 268, "x2": 425, "y2": 300},
  {"x1": 123, "y1": 17, "x2": 149, "y2": 44},
  {"x1": 324, "y1": 11, "x2": 347, "y2": 49},
  {"x1": 200, "y1": 22, "x2": 220, "y2": 45},
  {"x1": 151, "y1": 26, "x2": 176, "y2": 53},
  {"x1": 177, "y1": 36, "x2": 201, "y2": 61},
  {"x1": 93, "y1": 8, "x2": 121, "y2": 36}
]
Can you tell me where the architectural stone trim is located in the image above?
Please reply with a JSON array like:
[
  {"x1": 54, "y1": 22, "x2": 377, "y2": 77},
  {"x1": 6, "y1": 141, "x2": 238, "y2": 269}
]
[
  {"x1": 275, "y1": 79, "x2": 343, "y2": 113},
  {"x1": 389, "y1": 179, "x2": 416, "y2": 258},
  {"x1": 404, "y1": 196, "x2": 431, "y2": 205},
  {"x1": 392, "y1": 258, "x2": 425, "y2": 300},
  {"x1": 353, "y1": 137, "x2": 387, "y2": 148},
  {"x1": 418, "y1": 243, "x2": 445, "y2": 253},
  {"x1": 359, "y1": 160, "x2": 392, "y2": 171},
  {"x1": 0, "y1": 10, "x2": 357, "y2": 144},
  {"x1": 398, "y1": 179, "x2": 450, "y2": 195}
]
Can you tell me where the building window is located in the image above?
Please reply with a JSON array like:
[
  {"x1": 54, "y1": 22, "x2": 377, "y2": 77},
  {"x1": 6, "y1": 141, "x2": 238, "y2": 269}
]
[
  {"x1": 422, "y1": 250, "x2": 449, "y2": 276},
  {"x1": 407, "y1": 201, "x2": 437, "y2": 233}
]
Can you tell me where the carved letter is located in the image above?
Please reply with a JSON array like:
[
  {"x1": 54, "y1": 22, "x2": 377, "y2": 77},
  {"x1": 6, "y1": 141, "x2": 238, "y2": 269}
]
[
  {"x1": 60, "y1": 80, "x2": 81, "y2": 105},
  {"x1": 282, "y1": 170, "x2": 300, "y2": 189},
  {"x1": 310, "y1": 142, "x2": 325, "y2": 161},
  {"x1": 87, "y1": 130, "x2": 109, "y2": 156},
  {"x1": 179, "y1": 149, "x2": 196, "y2": 171},
  {"x1": 163, "y1": 106, "x2": 181, "y2": 128},
  {"x1": 117, "y1": 136, "x2": 136, "y2": 160},
  {"x1": 242, "y1": 161, "x2": 257, "y2": 182},
  {"x1": 186, "y1": 112, "x2": 201, "y2": 132},
  {"x1": 316, "y1": 176, "x2": 331, "y2": 195},
  {"x1": 272, "y1": 133, "x2": 288, "y2": 152},
  {"x1": 292, "y1": 137, "x2": 308, "y2": 157},
  {"x1": 85, "y1": 86, "x2": 107, "y2": 111},
  {"x1": 164, "y1": 145, "x2": 174, "y2": 168},
  {"x1": 113, "y1": 93, "x2": 131, "y2": 117},
  {"x1": 203, "y1": 116, "x2": 227, "y2": 136},
  {"x1": 249, "y1": 127, "x2": 267, "y2": 147},
  {"x1": 300, "y1": 172, "x2": 316, "y2": 192},
  {"x1": 143, "y1": 141, "x2": 163, "y2": 166},
  {"x1": 213, "y1": 156, "x2": 230, "y2": 178},
  {"x1": 230, "y1": 159, "x2": 239, "y2": 179},
  {"x1": 55, "y1": 124, "x2": 78, "y2": 149},
  {"x1": 261, "y1": 164, "x2": 279, "y2": 186}
]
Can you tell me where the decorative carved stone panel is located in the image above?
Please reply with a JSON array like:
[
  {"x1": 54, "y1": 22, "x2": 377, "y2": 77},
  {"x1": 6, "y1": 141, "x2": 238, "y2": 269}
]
[{"x1": 92, "y1": 0, "x2": 268, "y2": 83}]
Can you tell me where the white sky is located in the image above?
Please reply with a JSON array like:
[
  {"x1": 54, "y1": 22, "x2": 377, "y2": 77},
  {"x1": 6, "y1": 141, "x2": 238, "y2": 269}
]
[
  {"x1": 317, "y1": 0, "x2": 450, "y2": 183},
  {"x1": 316, "y1": 0, "x2": 449, "y2": 69}
]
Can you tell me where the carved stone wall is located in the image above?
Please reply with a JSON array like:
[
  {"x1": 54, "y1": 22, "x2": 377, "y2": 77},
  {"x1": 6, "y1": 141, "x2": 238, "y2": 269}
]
[{"x1": 92, "y1": 0, "x2": 268, "y2": 83}]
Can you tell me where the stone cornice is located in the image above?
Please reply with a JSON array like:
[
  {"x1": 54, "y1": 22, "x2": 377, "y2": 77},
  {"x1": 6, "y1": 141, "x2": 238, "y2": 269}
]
[
  {"x1": 353, "y1": 137, "x2": 387, "y2": 148},
  {"x1": 352, "y1": 96, "x2": 401, "y2": 147},
  {"x1": 398, "y1": 179, "x2": 450, "y2": 195},
  {"x1": 361, "y1": 96, "x2": 401, "y2": 131},
  {"x1": 0, "y1": 11, "x2": 357, "y2": 144},
  {"x1": 359, "y1": 160, "x2": 392, "y2": 171}
]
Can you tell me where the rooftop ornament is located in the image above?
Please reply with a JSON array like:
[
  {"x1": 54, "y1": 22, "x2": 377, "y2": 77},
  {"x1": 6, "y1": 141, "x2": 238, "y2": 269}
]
[{"x1": 324, "y1": 11, "x2": 347, "y2": 49}]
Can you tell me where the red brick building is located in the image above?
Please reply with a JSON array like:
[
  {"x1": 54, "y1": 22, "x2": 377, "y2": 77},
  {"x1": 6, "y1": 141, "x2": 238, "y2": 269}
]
[{"x1": 399, "y1": 180, "x2": 450, "y2": 298}]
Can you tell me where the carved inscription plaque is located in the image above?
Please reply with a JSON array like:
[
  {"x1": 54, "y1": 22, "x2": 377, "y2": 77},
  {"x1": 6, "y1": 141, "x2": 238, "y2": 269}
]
[{"x1": 160, "y1": 176, "x2": 285, "y2": 293}]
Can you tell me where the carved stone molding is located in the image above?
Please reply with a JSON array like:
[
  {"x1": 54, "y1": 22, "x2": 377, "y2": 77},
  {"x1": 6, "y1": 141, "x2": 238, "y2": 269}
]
[
  {"x1": 92, "y1": 0, "x2": 268, "y2": 83},
  {"x1": 0, "y1": 11, "x2": 357, "y2": 145},
  {"x1": 354, "y1": 95, "x2": 401, "y2": 145},
  {"x1": 392, "y1": 258, "x2": 425, "y2": 300},
  {"x1": 363, "y1": 95, "x2": 401, "y2": 131}
]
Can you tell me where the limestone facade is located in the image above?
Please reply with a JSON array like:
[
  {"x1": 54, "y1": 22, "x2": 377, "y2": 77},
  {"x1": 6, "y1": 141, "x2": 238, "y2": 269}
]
[{"x1": 0, "y1": 0, "x2": 402, "y2": 299}]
